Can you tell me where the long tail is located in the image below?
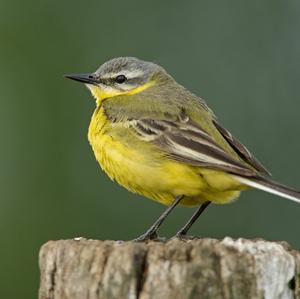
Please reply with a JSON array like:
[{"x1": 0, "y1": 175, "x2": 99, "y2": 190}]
[{"x1": 232, "y1": 175, "x2": 300, "y2": 204}]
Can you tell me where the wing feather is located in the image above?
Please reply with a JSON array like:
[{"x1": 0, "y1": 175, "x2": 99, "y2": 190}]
[
  {"x1": 131, "y1": 116, "x2": 259, "y2": 177},
  {"x1": 213, "y1": 120, "x2": 271, "y2": 176}
]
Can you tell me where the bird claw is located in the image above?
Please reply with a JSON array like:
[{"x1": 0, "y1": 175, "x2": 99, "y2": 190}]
[{"x1": 134, "y1": 231, "x2": 158, "y2": 242}]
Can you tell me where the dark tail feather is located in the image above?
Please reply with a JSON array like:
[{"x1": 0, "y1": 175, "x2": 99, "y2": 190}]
[{"x1": 232, "y1": 175, "x2": 300, "y2": 204}]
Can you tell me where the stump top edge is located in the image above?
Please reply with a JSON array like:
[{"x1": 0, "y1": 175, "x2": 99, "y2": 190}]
[{"x1": 40, "y1": 236, "x2": 299, "y2": 256}]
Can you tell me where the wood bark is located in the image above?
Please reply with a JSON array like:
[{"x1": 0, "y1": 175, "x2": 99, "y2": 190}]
[{"x1": 39, "y1": 237, "x2": 300, "y2": 299}]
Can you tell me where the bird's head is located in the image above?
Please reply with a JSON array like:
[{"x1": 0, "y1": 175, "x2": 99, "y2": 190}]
[{"x1": 65, "y1": 57, "x2": 169, "y2": 104}]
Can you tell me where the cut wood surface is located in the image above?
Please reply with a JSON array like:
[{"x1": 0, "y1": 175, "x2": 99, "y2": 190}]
[{"x1": 39, "y1": 237, "x2": 300, "y2": 299}]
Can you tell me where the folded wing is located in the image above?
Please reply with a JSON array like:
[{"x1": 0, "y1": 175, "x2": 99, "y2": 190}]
[{"x1": 129, "y1": 114, "x2": 267, "y2": 177}]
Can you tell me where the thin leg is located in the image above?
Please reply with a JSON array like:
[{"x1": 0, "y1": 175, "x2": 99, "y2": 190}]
[
  {"x1": 135, "y1": 195, "x2": 184, "y2": 242},
  {"x1": 175, "y1": 201, "x2": 211, "y2": 238}
]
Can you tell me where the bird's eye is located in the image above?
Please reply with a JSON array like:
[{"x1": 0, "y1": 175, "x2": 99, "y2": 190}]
[{"x1": 115, "y1": 74, "x2": 127, "y2": 84}]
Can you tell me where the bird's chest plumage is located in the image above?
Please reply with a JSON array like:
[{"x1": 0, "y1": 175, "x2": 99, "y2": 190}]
[
  {"x1": 88, "y1": 107, "x2": 126, "y2": 181},
  {"x1": 88, "y1": 107, "x2": 159, "y2": 195}
]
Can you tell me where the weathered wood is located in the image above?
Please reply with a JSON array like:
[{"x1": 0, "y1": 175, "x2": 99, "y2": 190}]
[{"x1": 39, "y1": 237, "x2": 300, "y2": 299}]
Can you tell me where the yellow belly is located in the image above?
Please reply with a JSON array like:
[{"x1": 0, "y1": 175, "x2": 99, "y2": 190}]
[{"x1": 88, "y1": 108, "x2": 248, "y2": 207}]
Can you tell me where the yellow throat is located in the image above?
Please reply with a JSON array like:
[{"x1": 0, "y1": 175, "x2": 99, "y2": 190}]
[{"x1": 87, "y1": 80, "x2": 156, "y2": 105}]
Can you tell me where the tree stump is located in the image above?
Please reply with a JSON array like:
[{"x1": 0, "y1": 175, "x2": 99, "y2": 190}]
[{"x1": 39, "y1": 237, "x2": 300, "y2": 299}]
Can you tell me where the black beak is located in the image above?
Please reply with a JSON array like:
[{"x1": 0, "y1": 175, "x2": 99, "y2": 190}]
[{"x1": 64, "y1": 73, "x2": 99, "y2": 85}]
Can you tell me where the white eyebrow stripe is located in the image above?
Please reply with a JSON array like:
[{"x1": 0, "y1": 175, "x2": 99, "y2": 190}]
[{"x1": 101, "y1": 69, "x2": 145, "y2": 79}]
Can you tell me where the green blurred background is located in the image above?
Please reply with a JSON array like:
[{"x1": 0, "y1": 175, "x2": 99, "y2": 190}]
[{"x1": 1, "y1": 0, "x2": 300, "y2": 298}]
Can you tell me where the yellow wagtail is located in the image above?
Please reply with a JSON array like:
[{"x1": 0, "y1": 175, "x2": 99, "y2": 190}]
[{"x1": 66, "y1": 57, "x2": 300, "y2": 241}]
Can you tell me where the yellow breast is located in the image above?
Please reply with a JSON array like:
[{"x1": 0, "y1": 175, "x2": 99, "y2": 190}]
[{"x1": 88, "y1": 106, "x2": 247, "y2": 207}]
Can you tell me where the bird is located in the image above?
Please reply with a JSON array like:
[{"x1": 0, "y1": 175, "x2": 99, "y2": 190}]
[{"x1": 65, "y1": 57, "x2": 300, "y2": 241}]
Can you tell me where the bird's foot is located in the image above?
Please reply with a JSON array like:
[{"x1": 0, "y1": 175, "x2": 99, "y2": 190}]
[{"x1": 134, "y1": 230, "x2": 159, "y2": 242}]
